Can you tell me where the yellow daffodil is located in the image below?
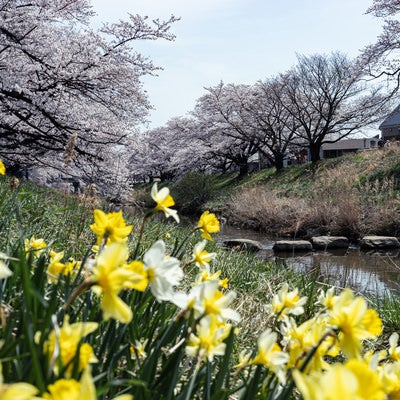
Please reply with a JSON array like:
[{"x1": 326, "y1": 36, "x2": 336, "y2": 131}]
[
  {"x1": 197, "y1": 211, "x2": 220, "y2": 241},
  {"x1": 293, "y1": 359, "x2": 386, "y2": 400},
  {"x1": 25, "y1": 236, "x2": 47, "y2": 259},
  {"x1": 47, "y1": 252, "x2": 80, "y2": 283},
  {"x1": 267, "y1": 283, "x2": 307, "y2": 319},
  {"x1": 251, "y1": 328, "x2": 289, "y2": 383},
  {"x1": 186, "y1": 280, "x2": 240, "y2": 322},
  {"x1": 185, "y1": 315, "x2": 231, "y2": 362},
  {"x1": 41, "y1": 367, "x2": 132, "y2": 400},
  {"x1": 281, "y1": 317, "x2": 339, "y2": 372},
  {"x1": 123, "y1": 260, "x2": 148, "y2": 292},
  {"x1": 379, "y1": 360, "x2": 400, "y2": 398},
  {"x1": 142, "y1": 240, "x2": 183, "y2": 302},
  {"x1": 328, "y1": 289, "x2": 382, "y2": 359},
  {"x1": 90, "y1": 210, "x2": 133, "y2": 245},
  {"x1": 91, "y1": 242, "x2": 136, "y2": 323},
  {"x1": 192, "y1": 240, "x2": 217, "y2": 270},
  {"x1": 42, "y1": 315, "x2": 98, "y2": 376},
  {"x1": 0, "y1": 160, "x2": 5, "y2": 175},
  {"x1": 130, "y1": 338, "x2": 148, "y2": 360},
  {"x1": 195, "y1": 269, "x2": 229, "y2": 289},
  {"x1": 151, "y1": 183, "x2": 179, "y2": 223},
  {"x1": 0, "y1": 362, "x2": 38, "y2": 400},
  {"x1": 317, "y1": 287, "x2": 337, "y2": 310}
]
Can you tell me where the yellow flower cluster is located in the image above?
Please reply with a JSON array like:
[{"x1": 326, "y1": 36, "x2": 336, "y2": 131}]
[{"x1": 235, "y1": 283, "x2": 396, "y2": 400}]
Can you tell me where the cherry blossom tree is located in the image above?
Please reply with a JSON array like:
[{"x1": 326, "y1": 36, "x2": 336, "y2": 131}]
[
  {"x1": 0, "y1": 0, "x2": 178, "y2": 179},
  {"x1": 360, "y1": 0, "x2": 400, "y2": 92},
  {"x1": 193, "y1": 83, "x2": 262, "y2": 176}
]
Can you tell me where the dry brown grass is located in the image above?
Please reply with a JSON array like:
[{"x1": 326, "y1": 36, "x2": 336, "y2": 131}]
[{"x1": 228, "y1": 149, "x2": 400, "y2": 239}]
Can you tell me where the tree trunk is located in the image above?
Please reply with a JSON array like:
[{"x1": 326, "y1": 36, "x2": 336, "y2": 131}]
[
  {"x1": 274, "y1": 154, "x2": 284, "y2": 171},
  {"x1": 238, "y1": 162, "x2": 248, "y2": 177},
  {"x1": 309, "y1": 144, "x2": 321, "y2": 163}
]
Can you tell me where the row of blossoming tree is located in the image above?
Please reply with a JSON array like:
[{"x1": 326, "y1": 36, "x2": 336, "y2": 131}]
[{"x1": 0, "y1": 160, "x2": 399, "y2": 399}]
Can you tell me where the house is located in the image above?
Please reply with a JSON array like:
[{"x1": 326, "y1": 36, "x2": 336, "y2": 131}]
[
  {"x1": 321, "y1": 137, "x2": 379, "y2": 159},
  {"x1": 379, "y1": 104, "x2": 400, "y2": 141}
]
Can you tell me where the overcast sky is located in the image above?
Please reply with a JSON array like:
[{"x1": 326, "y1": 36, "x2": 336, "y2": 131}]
[{"x1": 90, "y1": 0, "x2": 384, "y2": 129}]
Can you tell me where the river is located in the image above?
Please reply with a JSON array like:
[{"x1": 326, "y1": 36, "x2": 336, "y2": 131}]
[{"x1": 216, "y1": 224, "x2": 400, "y2": 297}]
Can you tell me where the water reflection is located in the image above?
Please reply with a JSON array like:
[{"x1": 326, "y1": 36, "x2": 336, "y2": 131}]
[{"x1": 216, "y1": 225, "x2": 400, "y2": 297}]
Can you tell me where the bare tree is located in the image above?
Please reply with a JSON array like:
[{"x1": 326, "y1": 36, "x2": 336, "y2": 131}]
[{"x1": 280, "y1": 52, "x2": 387, "y2": 163}]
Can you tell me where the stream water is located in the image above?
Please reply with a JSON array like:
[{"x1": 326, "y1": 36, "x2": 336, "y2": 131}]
[{"x1": 216, "y1": 224, "x2": 400, "y2": 297}]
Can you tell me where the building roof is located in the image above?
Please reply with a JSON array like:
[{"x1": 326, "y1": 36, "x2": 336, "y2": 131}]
[
  {"x1": 322, "y1": 137, "x2": 377, "y2": 151},
  {"x1": 380, "y1": 104, "x2": 400, "y2": 129}
]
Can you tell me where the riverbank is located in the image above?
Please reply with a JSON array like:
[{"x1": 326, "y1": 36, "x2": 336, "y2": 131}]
[{"x1": 164, "y1": 146, "x2": 400, "y2": 241}]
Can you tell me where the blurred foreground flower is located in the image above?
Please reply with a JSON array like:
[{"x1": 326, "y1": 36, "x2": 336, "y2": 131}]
[
  {"x1": 197, "y1": 211, "x2": 220, "y2": 241},
  {"x1": 0, "y1": 160, "x2": 5, "y2": 175},
  {"x1": 0, "y1": 261, "x2": 12, "y2": 279},
  {"x1": 41, "y1": 315, "x2": 98, "y2": 376},
  {"x1": 328, "y1": 289, "x2": 382, "y2": 358},
  {"x1": 293, "y1": 359, "x2": 385, "y2": 400},
  {"x1": 151, "y1": 183, "x2": 179, "y2": 223},
  {"x1": 41, "y1": 367, "x2": 132, "y2": 400}
]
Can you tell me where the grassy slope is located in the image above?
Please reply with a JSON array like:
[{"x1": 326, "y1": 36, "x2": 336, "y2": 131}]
[{"x1": 171, "y1": 147, "x2": 400, "y2": 238}]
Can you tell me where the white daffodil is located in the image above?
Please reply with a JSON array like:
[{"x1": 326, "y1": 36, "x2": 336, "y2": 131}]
[
  {"x1": 151, "y1": 183, "x2": 179, "y2": 223},
  {"x1": 0, "y1": 260, "x2": 12, "y2": 279},
  {"x1": 182, "y1": 280, "x2": 240, "y2": 323},
  {"x1": 191, "y1": 240, "x2": 217, "y2": 271},
  {"x1": 143, "y1": 240, "x2": 183, "y2": 301}
]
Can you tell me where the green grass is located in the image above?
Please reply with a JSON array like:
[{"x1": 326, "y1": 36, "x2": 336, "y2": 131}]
[{"x1": 1, "y1": 169, "x2": 400, "y2": 398}]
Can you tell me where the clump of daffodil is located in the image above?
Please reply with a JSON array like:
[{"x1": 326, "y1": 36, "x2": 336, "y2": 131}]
[
  {"x1": 40, "y1": 315, "x2": 98, "y2": 376},
  {"x1": 281, "y1": 316, "x2": 339, "y2": 372},
  {"x1": 25, "y1": 236, "x2": 47, "y2": 259},
  {"x1": 151, "y1": 182, "x2": 179, "y2": 223},
  {"x1": 91, "y1": 242, "x2": 145, "y2": 323},
  {"x1": 328, "y1": 289, "x2": 382, "y2": 359},
  {"x1": 0, "y1": 160, "x2": 5, "y2": 175},
  {"x1": 185, "y1": 314, "x2": 231, "y2": 362},
  {"x1": 40, "y1": 367, "x2": 132, "y2": 400},
  {"x1": 191, "y1": 240, "x2": 217, "y2": 270},
  {"x1": 90, "y1": 209, "x2": 133, "y2": 246},
  {"x1": 266, "y1": 282, "x2": 307, "y2": 319},
  {"x1": 197, "y1": 211, "x2": 220, "y2": 241}
]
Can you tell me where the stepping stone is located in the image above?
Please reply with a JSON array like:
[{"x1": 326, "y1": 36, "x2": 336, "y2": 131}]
[
  {"x1": 222, "y1": 239, "x2": 263, "y2": 252},
  {"x1": 311, "y1": 236, "x2": 349, "y2": 249},
  {"x1": 273, "y1": 240, "x2": 312, "y2": 252},
  {"x1": 360, "y1": 236, "x2": 400, "y2": 249}
]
